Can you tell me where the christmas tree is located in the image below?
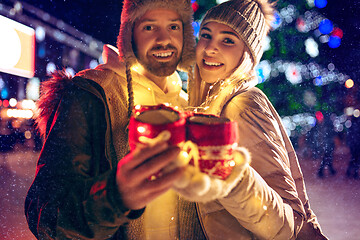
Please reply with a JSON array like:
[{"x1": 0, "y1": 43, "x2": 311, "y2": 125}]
[{"x1": 190, "y1": 0, "x2": 352, "y2": 137}]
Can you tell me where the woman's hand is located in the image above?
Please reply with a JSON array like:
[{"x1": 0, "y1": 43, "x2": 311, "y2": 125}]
[{"x1": 173, "y1": 147, "x2": 251, "y2": 202}]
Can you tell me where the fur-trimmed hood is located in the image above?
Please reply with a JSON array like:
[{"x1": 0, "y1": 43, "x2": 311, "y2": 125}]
[
  {"x1": 34, "y1": 46, "x2": 118, "y2": 139},
  {"x1": 34, "y1": 70, "x2": 73, "y2": 138}
]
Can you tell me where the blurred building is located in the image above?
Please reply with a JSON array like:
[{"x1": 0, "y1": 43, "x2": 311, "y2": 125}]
[{"x1": 0, "y1": 0, "x2": 104, "y2": 151}]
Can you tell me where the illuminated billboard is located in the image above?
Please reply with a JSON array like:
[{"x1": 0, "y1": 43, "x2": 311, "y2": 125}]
[{"x1": 0, "y1": 15, "x2": 35, "y2": 78}]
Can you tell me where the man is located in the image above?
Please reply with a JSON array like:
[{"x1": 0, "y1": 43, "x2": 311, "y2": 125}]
[{"x1": 25, "y1": 0, "x2": 196, "y2": 239}]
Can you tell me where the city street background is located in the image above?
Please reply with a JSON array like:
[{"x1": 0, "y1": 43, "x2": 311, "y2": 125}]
[
  {"x1": 1, "y1": 0, "x2": 360, "y2": 239},
  {"x1": 1, "y1": 141, "x2": 360, "y2": 239}
]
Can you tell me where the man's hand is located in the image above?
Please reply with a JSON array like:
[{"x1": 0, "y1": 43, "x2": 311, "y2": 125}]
[{"x1": 116, "y1": 142, "x2": 185, "y2": 210}]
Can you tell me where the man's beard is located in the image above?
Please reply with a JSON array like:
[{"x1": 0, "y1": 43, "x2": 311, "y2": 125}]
[
  {"x1": 142, "y1": 58, "x2": 179, "y2": 77},
  {"x1": 136, "y1": 45, "x2": 181, "y2": 77}
]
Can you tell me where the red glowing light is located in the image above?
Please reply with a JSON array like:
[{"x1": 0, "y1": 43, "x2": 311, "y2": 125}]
[
  {"x1": 315, "y1": 111, "x2": 324, "y2": 122},
  {"x1": 331, "y1": 27, "x2": 343, "y2": 39},
  {"x1": 192, "y1": 2, "x2": 199, "y2": 12},
  {"x1": 296, "y1": 17, "x2": 306, "y2": 32},
  {"x1": 2, "y1": 99, "x2": 9, "y2": 108}
]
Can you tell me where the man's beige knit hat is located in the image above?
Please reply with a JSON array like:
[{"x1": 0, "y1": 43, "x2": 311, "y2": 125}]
[
  {"x1": 117, "y1": 0, "x2": 196, "y2": 119},
  {"x1": 200, "y1": 0, "x2": 275, "y2": 66},
  {"x1": 117, "y1": 0, "x2": 195, "y2": 71}
]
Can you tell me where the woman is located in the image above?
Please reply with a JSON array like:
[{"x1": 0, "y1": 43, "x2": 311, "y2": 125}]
[{"x1": 184, "y1": 0, "x2": 328, "y2": 239}]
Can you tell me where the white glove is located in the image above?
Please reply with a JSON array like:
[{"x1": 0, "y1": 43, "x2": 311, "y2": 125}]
[{"x1": 172, "y1": 147, "x2": 251, "y2": 202}]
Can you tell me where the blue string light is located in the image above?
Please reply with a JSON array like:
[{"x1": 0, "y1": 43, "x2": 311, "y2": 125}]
[
  {"x1": 257, "y1": 69, "x2": 265, "y2": 83},
  {"x1": 314, "y1": 76, "x2": 323, "y2": 86},
  {"x1": 271, "y1": 11, "x2": 282, "y2": 30},
  {"x1": 192, "y1": 21, "x2": 200, "y2": 38},
  {"x1": 318, "y1": 19, "x2": 333, "y2": 34},
  {"x1": 328, "y1": 36, "x2": 341, "y2": 48},
  {"x1": 315, "y1": 0, "x2": 327, "y2": 8}
]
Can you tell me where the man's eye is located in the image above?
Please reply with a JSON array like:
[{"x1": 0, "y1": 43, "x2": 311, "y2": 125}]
[
  {"x1": 144, "y1": 25, "x2": 154, "y2": 31},
  {"x1": 170, "y1": 25, "x2": 180, "y2": 30}
]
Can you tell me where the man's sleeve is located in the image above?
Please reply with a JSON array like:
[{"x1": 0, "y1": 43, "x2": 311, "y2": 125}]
[{"x1": 25, "y1": 86, "x2": 143, "y2": 239}]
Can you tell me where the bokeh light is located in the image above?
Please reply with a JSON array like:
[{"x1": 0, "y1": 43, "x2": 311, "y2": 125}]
[
  {"x1": 315, "y1": 111, "x2": 324, "y2": 122},
  {"x1": 331, "y1": 27, "x2": 343, "y2": 39},
  {"x1": 345, "y1": 79, "x2": 354, "y2": 88},
  {"x1": 25, "y1": 130, "x2": 32, "y2": 139},
  {"x1": 306, "y1": 0, "x2": 315, "y2": 8},
  {"x1": 314, "y1": 0, "x2": 327, "y2": 8},
  {"x1": 318, "y1": 19, "x2": 333, "y2": 34},
  {"x1": 192, "y1": 21, "x2": 200, "y2": 38},
  {"x1": 2, "y1": 99, "x2": 9, "y2": 107},
  {"x1": 285, "y1": 63, "x2": 302, "y2": 84},
  {"x1": 328, "y1": 35, "x2": 341, "y2": 48},
  {"x1": 35, "y1": 26, "x2": 46, "y2": 42},
  {"x1": 354, "y1": 109, "x2": 360, "y2": 118},
  {"x1": 271, "y1": 11, "x2": 282, "y2": 30},
  {"x1": 314, "y1": 76, "x2": 323, "y2": 86},
  {"x1": 9, "y1": 98, "x2": 17, "y2": 107},
  {"x1": 296, "y1": 17, "x2": 306, "y2": 32},
  {"x1": 256, "y1": 60, "x2": 271, "y2": 83},
  {"x1": 46, "y1": 62, "x2": 56, "y2": 75},
  {"x1": 1, "y1": 88, "x2": 9, "y2": 99},
  {"x1": 305, "y1": 37, "x2": 319, "y2": 58},
  {"x1": 192, "y1": 1, "x2": 199, "y2": 12}
]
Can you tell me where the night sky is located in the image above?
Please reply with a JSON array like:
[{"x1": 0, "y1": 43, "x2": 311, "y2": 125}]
[
  {"x1": 314, "y1": 0, "x2": 360, "y2": 79},
  {"x1": 19, "y1": 0, "x2": 360, "y2": 79}
]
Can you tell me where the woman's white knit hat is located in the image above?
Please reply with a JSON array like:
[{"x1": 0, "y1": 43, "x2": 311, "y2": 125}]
[{"x1": 200, "y1": 0, "x2": 275, "y2": 66}]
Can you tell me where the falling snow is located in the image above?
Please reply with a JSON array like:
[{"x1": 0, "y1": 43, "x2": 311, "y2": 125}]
[{"x1": 0, "y1": 141, "x2": 359, "y2": 239}]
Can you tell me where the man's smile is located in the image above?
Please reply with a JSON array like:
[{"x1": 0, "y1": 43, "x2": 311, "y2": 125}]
[{"x1": 152, "y1": 51, "x2": 175, "y2": 61}]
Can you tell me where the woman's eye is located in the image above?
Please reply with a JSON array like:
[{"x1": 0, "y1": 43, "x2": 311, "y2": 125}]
[
  {"x1": 200, "y1": 33, "x2": 211, "y2": 39},
  {"x1": 224, "y1": 38, "x2": 235, "y2": 44}
]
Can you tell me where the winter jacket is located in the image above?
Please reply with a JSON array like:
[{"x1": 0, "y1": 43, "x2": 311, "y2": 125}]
[
  {"x1": 26, "y1": 43, "x2": 326, "y2": 239},
  {"x1": 191, "y1": 73, "x2": 327, "y2": 239},
  {"x1": 24, "y1": 57, "x2": 189, "y2": 239}
]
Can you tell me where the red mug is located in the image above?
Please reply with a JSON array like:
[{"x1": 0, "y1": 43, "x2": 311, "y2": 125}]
[
  {"x1": 186, "y1": 113, "x2": 239, "y2": 180},
  {"x1": 128, "y1": 104, "x2": 186, "y2": 151},
  {"x1": 128, "y1": 105, "x2": 239, "y2": 180}
]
